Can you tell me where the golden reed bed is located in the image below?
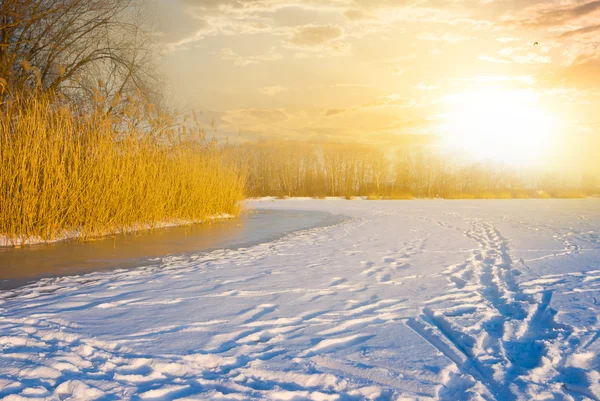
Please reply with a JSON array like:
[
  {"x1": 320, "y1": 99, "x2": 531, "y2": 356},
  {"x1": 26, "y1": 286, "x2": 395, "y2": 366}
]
[{"x1": 0, "y1": 94, "x2": 245, "y2": 246}]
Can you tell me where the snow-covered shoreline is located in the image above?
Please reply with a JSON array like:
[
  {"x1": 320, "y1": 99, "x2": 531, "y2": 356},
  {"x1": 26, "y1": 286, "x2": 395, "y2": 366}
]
[
  {"x1": 0, "y1": 214, "x2": 236, "y2": 248},
  {"x1": 1, "y1": 198, "x2": 600, "y2": 400}
]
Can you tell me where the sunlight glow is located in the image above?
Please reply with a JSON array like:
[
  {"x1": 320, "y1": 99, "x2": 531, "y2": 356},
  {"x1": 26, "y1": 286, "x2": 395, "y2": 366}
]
[{"x1": 441, "y1": 89, "x2": 558, "y2": 167}]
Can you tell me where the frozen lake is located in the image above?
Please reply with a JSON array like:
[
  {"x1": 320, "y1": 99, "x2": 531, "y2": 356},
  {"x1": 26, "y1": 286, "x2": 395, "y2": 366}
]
[
  {"x1": 1, "y1": 198, "x2": 600, "y2": 400},
  {"x1": 0, "y1": 208, "x2": 344, "y2": 290}
]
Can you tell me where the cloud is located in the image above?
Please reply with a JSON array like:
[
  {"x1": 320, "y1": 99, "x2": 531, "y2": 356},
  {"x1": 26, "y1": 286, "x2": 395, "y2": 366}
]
[
  {"x1": 365, "y1": 5, "x2": 492, "y2": 29},
  {"x1": 560, "y1": 24, "x2": 600, "y2": 38},
  {"x1": 344, "y1": 9, "x2": 372, "y2": 21},
  {"x1": 506, "y1": 1, "x2": 600, "y2": 28},
  {"x1": 352, "y1": 0, "x2": 430, "y2": 8},
  {"x1": 364, "y1": 94, "x2": 414, "y2": 107},
  {"x1": 497, "y1": 36, "x2": 520, "y2": 43},
  {"x1": 271, "y1": 6, "x2": 322, "y2": 27},
  {"x1": 416, "y1": 32, "x2": 469, "y2": 43},
  {"x1": 285, "y1": 24, "x2": 350, "y2": 53},
  {"x1": 150, "y1": 1, "x2": 211, "y2": 50},
  {"x1": 182, "y1": 0, "x2": 275, "y2": 10},
  {"x1": 288, "y1": 24, "x2": 343, "y2": 46},
  {"x1": 261, "y1": 86, "x2": 289, "y2": 95},
  {"x1": 324, "y1": 108, "x2": 347, "y2": 116},
  {"x1": 331, "y1": 83, "x2": 375, "y2": 88},
  {"x1": 170, "y1": 0, "x2": 287, "y2": 40},
  {"x1": 221, "y1": 108, "x2": 291, "y2": 130},
  {"x1": 417, "y1": 82, "x2": 438, "y2": 91},
  {"x1": 478, "y1": 45, "x2": 552, "y2": 64},
  {"x1": 165, "y1": 0, "x2": 486, "y2": 54},
  {"x1": 556, "y1": 58, "x2": 600, "y2": 88},
  {"x1": 458, "y1": 75, "x2": 535, "y2": 85},
  {"x1": 478, "y1": 54, "x2": 551, "y2": 64},
  {"x1": 393, "y1": 68, "x2": 405, "y2": 76},
  {"x1": 219, "y1": 47, "x2": 282, "y2": 65}
]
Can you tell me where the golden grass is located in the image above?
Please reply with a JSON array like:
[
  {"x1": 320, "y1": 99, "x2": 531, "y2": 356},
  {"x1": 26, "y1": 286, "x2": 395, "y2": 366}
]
[
  {"x1": 364, "y1": 191, "x2": 587, "y2": 201},
  {"x1": 387, "y1": 193, "x2": 413, "y2": 200},
  {"x1": 0, "y1": 95, "x2": 245, "y2": 245},
  {"x1": 445, "y1": 193, "x2": 476, "y2": 200},
  {"x1": 532, "y1": 191, "x2": 552, "y2": 199},
  {"x1": 511, "y1": 190, "x2": 531, "y2": 199},
  {"x1": 476, "y1": 192, "x2": 497, "y2": 200},
  {"x1": 442, "y1": 190, "x2": 589, "y2": 200},
  {"x1": 549, "y1": 190, "x2": 587, "y2": 199}
]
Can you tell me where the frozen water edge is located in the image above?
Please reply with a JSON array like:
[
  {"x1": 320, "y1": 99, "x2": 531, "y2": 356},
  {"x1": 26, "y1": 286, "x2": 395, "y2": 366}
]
[
  {"x1": 1, "y1": 198, "x2": 600, "y2": 400},
  {"x1": 0, "y1": 215, "x2": 236, "y2": 248},
  {"x1": 0, "y1": 209, "x2": 347, "y2": 290}
]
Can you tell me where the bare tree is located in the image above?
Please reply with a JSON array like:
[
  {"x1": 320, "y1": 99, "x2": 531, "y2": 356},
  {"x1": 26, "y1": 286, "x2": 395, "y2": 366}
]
[{"x1": 0, "y1": 0, "x2": 160, "y2": 110}]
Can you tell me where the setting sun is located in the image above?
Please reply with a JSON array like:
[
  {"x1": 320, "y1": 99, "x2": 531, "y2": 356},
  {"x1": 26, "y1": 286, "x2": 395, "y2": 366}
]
[{"x1": 441, "y1": 89, "x2": 558, "y2": 167}]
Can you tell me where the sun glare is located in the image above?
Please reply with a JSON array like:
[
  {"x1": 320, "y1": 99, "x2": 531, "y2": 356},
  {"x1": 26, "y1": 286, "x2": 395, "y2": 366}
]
[{"x1": 441, "y1": 89, "x2": 558, "y2": 167}]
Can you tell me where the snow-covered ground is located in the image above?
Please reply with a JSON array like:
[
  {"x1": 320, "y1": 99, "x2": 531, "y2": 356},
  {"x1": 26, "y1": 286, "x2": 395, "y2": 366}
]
[{"x1": 1, "y1": 198, "x2": 600, "y2": 400}]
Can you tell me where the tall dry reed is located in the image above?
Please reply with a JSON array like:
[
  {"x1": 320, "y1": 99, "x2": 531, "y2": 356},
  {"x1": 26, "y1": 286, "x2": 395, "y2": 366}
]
[{"x1": 0, "y1": 94, "x2": 245, "y2": 245}]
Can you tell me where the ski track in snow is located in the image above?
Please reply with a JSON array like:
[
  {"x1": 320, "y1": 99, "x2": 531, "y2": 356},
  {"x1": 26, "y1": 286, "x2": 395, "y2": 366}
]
[{"x1": 1, "y1": 198, "x2": 599, "y2": 400}]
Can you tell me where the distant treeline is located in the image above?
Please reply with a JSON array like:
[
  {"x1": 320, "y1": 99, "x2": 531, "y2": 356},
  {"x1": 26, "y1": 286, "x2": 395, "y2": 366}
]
[{"x1": 229, "y1": 142, "x2": 598, "y2": 199}]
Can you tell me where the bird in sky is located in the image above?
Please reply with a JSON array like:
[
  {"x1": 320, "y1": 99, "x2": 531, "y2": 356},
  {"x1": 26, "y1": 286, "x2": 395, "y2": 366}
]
[{"x1": 533, "y1": 42, "x2": 539, "y2": 46}]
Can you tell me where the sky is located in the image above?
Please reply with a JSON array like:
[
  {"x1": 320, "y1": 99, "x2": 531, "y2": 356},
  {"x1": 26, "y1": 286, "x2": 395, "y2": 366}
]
[{"x1": 151, "y1": 0, "x2": 600, "y2": 173}]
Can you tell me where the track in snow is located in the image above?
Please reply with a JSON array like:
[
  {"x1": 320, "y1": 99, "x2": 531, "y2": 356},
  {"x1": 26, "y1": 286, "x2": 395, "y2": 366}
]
[{"x1": 406, "y1": 217, "x2": 595, "y2": 400}]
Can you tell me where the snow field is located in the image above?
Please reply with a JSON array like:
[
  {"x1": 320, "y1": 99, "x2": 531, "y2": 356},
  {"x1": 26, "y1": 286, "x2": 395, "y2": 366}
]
[{"x1": 1, "y1": 198, "x2": 599, "y2": 400}]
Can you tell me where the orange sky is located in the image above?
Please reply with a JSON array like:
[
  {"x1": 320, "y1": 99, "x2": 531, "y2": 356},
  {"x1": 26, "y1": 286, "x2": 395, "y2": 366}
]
[{"x1": 151, "y1": 0, "x2": 600, "y2": 174}]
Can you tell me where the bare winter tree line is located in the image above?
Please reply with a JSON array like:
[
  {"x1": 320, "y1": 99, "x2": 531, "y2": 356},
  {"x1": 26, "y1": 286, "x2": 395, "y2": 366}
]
[{"x1": 228, "y1": 141, "x2": 598, "y2": 199}]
